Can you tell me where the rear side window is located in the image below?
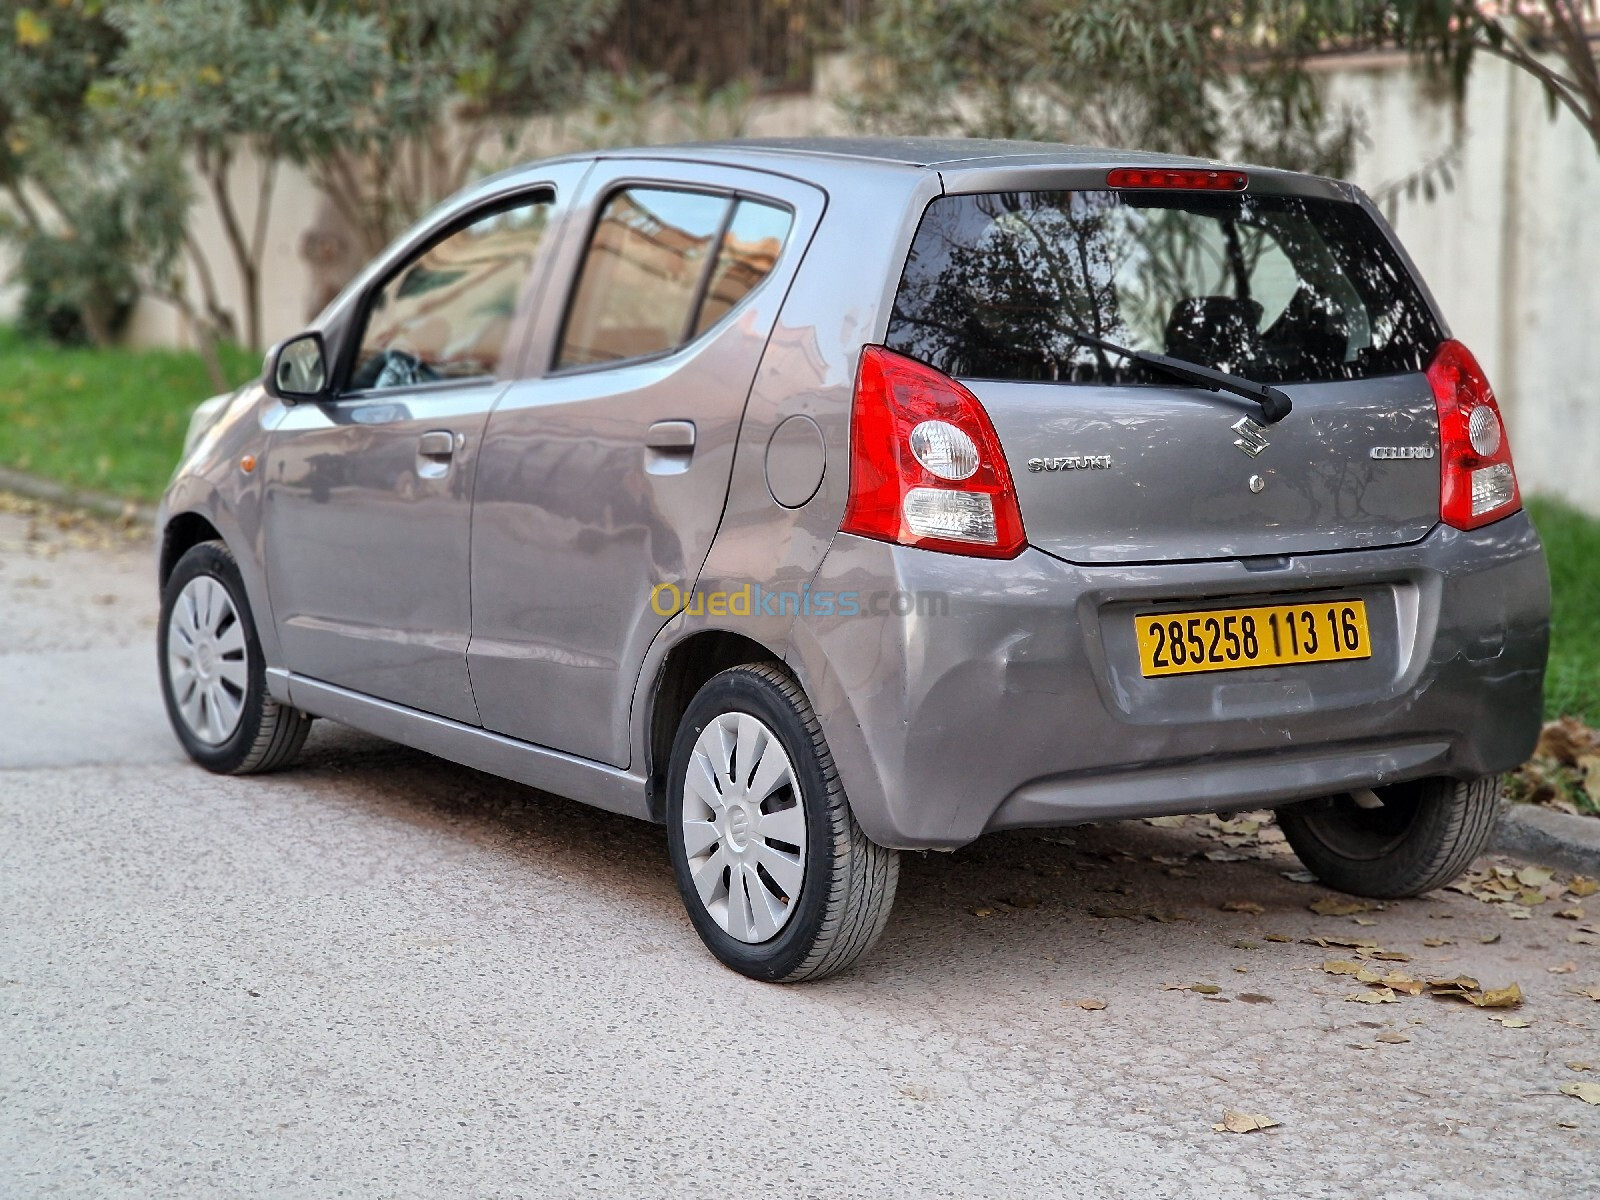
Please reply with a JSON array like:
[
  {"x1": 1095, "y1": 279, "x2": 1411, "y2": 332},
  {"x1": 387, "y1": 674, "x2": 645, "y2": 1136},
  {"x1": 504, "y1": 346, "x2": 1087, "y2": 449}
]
[
  {"x1": 557, "y1": 188, "x2": 792, "y2": 369},
  {"x1": 886, "y1": 190, "x2": 1442, "y2": 386}
]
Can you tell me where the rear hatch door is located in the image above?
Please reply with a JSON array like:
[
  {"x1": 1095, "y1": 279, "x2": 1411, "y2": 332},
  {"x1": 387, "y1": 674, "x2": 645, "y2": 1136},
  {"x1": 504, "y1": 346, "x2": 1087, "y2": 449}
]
[{"x1": 886, "y1": 182, "x2": 1444, "y2": 564}]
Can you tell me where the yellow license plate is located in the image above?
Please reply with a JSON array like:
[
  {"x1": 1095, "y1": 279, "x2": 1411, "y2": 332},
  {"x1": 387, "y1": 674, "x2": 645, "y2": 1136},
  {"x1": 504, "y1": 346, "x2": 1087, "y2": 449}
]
[{"x1": 1134, "y1": 600, "x2": 1371, "y2": 677}]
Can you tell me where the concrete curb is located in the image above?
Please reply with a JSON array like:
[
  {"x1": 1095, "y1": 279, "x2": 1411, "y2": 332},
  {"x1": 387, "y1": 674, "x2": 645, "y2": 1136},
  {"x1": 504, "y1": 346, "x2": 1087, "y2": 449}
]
[
  {"x1": 1493, "y1": 803, "x2": 1600, "y2": 875},
  {"x1": 0, "y1": 466, "x2": 157, "y2": 526}
]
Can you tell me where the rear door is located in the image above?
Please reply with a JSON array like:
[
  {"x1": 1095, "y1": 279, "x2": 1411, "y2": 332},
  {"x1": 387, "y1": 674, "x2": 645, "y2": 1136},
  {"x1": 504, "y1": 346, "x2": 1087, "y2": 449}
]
[
  {"x1": 886, "y1": 185, "x2": 1445, "y2": 564},
  {"x1": 467, "y1": 161, "x2": 824, "y2": 766}
]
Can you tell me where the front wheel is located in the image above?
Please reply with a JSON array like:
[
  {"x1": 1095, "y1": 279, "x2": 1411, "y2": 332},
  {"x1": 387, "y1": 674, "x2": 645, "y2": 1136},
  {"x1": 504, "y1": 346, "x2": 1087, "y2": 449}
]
[
  {"x1": 158, "y1": 539, "x2": 312, "y2": 775},
  {"x1": 666, "y1": 664, "x2": 899, "y2": 982},
  {"x1": 1276, "y1": 775, "x2": 1502, "y2": 898}
]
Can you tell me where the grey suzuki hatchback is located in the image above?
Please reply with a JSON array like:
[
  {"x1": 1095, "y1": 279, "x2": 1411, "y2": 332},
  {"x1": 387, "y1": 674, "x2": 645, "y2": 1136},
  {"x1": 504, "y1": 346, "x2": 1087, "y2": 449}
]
[{"x1": 159, "y1": 138, "x2": 1550, "y2": 981}]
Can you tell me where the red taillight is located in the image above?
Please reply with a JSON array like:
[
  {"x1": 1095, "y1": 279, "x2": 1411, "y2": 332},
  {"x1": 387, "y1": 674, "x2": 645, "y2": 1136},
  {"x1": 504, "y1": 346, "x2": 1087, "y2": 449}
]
[
  {"x1": 842, "y1": 346, "x2": 1026, "y2": 558},
  {"x1": 1427, "y1": 339, "x2": 1520, "y2": 531},
  {"x1": 1107, "y1": 167, "x2": 1248, "y2": 191}
]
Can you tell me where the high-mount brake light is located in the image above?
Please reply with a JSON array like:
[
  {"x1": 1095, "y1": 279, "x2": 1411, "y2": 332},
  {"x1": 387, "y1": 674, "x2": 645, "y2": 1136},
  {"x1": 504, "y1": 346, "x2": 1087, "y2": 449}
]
[
  {"x1": 1427, "y1": 339, "x2": 1521, "y2": 531},
  {"x1": 842, "y1": 347, "x2": 1026, "y2": 558},
  {"x1": 1107, "y1": 167, "x2": 1248, "y2": 191}
]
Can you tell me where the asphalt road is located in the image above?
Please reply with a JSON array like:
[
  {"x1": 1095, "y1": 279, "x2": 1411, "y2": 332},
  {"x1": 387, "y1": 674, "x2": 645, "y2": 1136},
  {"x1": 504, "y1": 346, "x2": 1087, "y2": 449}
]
[{"x1": 2, "y1": 500, "x2": 1596, "y2": 1198}]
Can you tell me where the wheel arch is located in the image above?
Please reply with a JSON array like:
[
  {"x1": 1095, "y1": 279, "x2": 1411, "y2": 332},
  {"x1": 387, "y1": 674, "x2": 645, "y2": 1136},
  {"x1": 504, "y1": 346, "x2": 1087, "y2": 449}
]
[
  {"x1": 644, "y1": 628, "x2": 785, "y2": 821},
  {"x1": 159, "y1": 510, "x2": 225, "y2": 587}
]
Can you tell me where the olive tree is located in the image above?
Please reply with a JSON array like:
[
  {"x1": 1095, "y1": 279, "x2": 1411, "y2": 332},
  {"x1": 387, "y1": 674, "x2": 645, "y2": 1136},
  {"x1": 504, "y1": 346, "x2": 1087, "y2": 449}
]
[{"x1": 846, "y1": 0, "x2": 1364, "y2": 176}]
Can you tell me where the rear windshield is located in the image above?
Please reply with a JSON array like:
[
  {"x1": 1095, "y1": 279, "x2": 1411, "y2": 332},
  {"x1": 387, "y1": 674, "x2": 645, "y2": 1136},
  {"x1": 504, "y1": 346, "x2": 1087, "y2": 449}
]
[{"x1": 886, "y1": 190, "x2": 1443, "y2": 386}]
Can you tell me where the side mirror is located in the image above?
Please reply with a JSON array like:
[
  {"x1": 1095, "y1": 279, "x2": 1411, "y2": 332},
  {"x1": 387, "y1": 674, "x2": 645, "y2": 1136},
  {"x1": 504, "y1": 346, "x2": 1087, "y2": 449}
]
[{"x1": 265, "y1": 332, "x2": 329, "y2": 403}]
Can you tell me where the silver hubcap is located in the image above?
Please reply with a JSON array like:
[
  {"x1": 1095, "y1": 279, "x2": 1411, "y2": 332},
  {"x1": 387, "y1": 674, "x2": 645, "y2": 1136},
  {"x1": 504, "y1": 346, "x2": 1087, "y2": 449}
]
[
  {"x1": 167, "y1": 575, "x2": 248, "y2": 745},
  {"x1": 681, "y1": 711, "x2": 807, "y2": 943}
]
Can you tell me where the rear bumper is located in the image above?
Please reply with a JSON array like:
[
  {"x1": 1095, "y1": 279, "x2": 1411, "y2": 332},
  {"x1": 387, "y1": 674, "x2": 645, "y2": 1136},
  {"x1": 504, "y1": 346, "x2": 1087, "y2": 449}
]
[{"x1": 786, "y1": 513, "x2": 1549, "y2": 850}]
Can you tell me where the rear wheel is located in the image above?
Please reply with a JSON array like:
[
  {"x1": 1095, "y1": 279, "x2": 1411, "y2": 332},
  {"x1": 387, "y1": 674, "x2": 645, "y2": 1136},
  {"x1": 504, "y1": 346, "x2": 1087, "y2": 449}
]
[
  {"x1": 666, "y1": 664, "x2": 899, "y2": 982},
  {"x1": 1276, "y1": 775, "x2": 1501, "y2": 898},
  {"x1": 159, "y1": 540, "x2": 312, "y2": 775}
]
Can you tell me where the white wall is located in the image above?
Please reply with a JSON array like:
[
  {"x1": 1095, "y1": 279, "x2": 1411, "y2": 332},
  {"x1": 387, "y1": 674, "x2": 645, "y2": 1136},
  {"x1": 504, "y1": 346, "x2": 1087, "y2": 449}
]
[{"x1": 1327, "y1": 54, "x2": 1600, "y2": 517}]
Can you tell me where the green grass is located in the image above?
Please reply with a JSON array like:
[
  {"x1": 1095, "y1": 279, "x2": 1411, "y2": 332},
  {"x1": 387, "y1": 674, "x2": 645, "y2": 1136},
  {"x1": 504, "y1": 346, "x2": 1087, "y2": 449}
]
[
  {"x1": 0, "y1": 325, "x2": 258, "y2": 501},
  {"x1": 1529, "y1": 496, "x2": 1600, "y2": 725}
]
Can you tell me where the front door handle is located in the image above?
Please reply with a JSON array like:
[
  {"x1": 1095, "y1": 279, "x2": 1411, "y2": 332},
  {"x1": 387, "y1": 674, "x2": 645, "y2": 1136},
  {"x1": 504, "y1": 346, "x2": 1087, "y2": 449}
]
[{"x1": 418, "y1": 430, "x2": 456, "y2": 458}]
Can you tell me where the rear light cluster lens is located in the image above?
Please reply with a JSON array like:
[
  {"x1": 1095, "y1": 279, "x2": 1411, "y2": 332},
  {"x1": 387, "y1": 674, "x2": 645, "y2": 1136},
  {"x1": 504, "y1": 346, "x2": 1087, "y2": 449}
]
[
  {"x1": 1427, "y1": 339, "x2": 1521, "y2": 530},
  {"x1": 842, "y1": 346, "x2": 1026, "y2": 557},
  {"x1": 1107, "y1": 167, "x2": 1248, "y2": 191}
]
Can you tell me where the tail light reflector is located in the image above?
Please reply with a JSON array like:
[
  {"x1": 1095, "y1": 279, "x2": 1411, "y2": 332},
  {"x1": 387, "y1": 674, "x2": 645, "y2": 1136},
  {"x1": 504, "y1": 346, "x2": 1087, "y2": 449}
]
[
  {"x1": 1427, "y1": 339, "x2": 1521, "y2": 531},
  {"x1": 842, "y1": 346, "x2": 1026, "y2": 558}
]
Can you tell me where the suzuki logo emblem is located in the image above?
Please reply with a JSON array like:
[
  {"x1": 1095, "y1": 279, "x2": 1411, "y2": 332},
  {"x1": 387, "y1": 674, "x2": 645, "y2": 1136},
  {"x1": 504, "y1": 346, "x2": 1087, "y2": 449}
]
[{"x1": 1231, "y1": 416, "x2": 1270, "y2": 458}]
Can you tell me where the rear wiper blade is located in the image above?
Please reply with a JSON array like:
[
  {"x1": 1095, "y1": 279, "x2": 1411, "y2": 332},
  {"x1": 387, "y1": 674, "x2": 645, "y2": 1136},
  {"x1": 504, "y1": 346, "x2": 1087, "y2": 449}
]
[{"x1": 1066, "y1": 330, "x2": 1293, "y2": 425}]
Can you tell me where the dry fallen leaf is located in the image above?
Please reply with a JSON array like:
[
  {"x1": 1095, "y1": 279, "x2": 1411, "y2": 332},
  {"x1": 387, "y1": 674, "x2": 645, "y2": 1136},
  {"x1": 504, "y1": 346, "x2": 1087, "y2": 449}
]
[
  {"x1": 1567, "y1": 932, "x2": 1599, "y2": 945},
  {"x1": 1574, "y1": 986, "x2": 1600, "y2": 1002},
  {"x1": 1517, "y1": 866, "x2": 1555, "y2": 889},
  {"x1": 1548, "y1": 962, "x2": 1578, "y2": 975},
  {"x1": 1569, "y1": 876, "x2": 1599, "y2": 899},
  {"x1": 1322, "y1": 960, "x2": 1363, "y2": 976},
  {"x1": 1480, "y1": 933, "x2": 1501, "y2": 945},
  {"x1": 1164, "y1": 982, "x2": 1222, "y2": 995},
  {"x1": 1363, "y1": 949, "x2": 1414, "y2": 963},
  {"x1": 1355, "y1": 967, "x2": 1383, "y2": 984},
  {"x1": 1560, "y1": 1082, "x2": 1600, "y2": 1106},
  {"x1": 1569, "y1": 1062, "x2": 1595, "y2": 1072},
  {"x1": 1488, "y1": 1015, "x2": 1531, "y2": 1028},
  {"x1": 1347, "y1": 988, "x2": 1398, "y2": 1004},
  {"x1": 1309, "y1": 897, "x2": 1371, "y2": 917},
  {"x1": 1375, "y1": 1031, "x2": 1411, "y2": 1044},
  {"x1": 1304, "y1": 934, "x2": 1378, "y2": 949},
  {"x1": 1466, "y1": 982, "x2": 1524, "y2": 1009},
  {"x1": 1220, "y1": 900, "x2": 1265, "y2": 915},
  {"x1": 1213, "y1": 1109, "x2": 1281, "y2": 1134},
  {"x1": 1508, "y1": 909, "x2": 1533, "y2": 920},
  {"x1": 1236, "y1": 993, "x2": 1273, "y2": 1004},
  {"x1": 1077, "y1": 998, "x2": 1107, "y2": 1011},
  {"x1": 1423, "y1": 937, "x2": 1454, "y2": 948},
  {"x1": 969, "y1": 906, "x2": 994, "y2": 918},
  {"x1": 1554, "y1": 908, "x2": 1585, "y2": 921},
  {"x1": 1264, "y1": 933, "x2": 1293, "y2": 943},
  {"x1": 1381, "y1": 972, "x2": 1425, "y2": 995},
  {"x1": 1143, "y1": 815, "x2": 1188, "y2": 828}
]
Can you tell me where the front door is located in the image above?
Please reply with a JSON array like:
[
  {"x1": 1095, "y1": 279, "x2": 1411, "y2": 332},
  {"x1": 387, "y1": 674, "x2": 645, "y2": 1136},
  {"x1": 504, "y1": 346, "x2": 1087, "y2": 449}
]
[
  {"x1": 264, "y1": 189, "x2": 556, "y2": 722},
  {"x1": 468, "y1": 163, "x2": 822, "y2": 765}
]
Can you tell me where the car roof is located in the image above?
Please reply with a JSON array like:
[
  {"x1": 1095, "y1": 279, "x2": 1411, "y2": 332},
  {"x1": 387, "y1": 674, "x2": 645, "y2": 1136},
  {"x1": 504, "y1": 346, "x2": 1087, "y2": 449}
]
[{"x1": 469, "y1": 136, "x2": 1348, "y2": 211}]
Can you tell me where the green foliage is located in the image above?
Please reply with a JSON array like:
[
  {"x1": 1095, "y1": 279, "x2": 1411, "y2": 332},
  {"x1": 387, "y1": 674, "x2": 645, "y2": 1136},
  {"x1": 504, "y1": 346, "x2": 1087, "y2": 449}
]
[
  {"x1": 0, "y1": 324, "x2": 258, "y2": 500},
  {"x1": 1529, "y1": 497, "x2": 1600, "y2": 725},
  {"x1": 848, "y1": 0, "x2": 1363, "y2": 175}
]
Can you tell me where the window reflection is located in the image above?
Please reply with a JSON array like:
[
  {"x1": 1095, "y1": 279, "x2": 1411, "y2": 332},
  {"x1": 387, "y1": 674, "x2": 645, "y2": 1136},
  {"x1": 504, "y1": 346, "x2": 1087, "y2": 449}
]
[
  {"x1": 350, "y1": 200, "x2": 550, "y2": 391},
  {"x1": 887, "y1": 191, "x2": 1441, "y2": 386},
  {"x1": 693, "y1": 200, "x2": 793, "y2": 337},
  {"x1": 558, "y1": 189, "x2": 730, "y2": 368}
]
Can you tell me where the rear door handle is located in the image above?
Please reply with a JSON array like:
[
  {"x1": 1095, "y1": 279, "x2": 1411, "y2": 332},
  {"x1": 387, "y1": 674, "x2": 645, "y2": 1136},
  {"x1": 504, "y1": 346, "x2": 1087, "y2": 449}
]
[
  {"x1": 644, "y1": 420, "x2": 696, "y2": 475},
  {"x1": 645, "y1": 420, "x2": 696, "y2": 450}
]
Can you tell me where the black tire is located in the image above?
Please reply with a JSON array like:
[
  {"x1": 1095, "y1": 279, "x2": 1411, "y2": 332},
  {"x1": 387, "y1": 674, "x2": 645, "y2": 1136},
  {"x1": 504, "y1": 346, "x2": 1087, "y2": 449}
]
[
  {"x1": 158, "y1": 539, "x2": 311, "y2": 775},
  {"x1": 666, "y1": 663, "x2": 899, "y2": 982},
  {"x1": 1276, "y1": 775, "x2": 1501, "y2": 898}
]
